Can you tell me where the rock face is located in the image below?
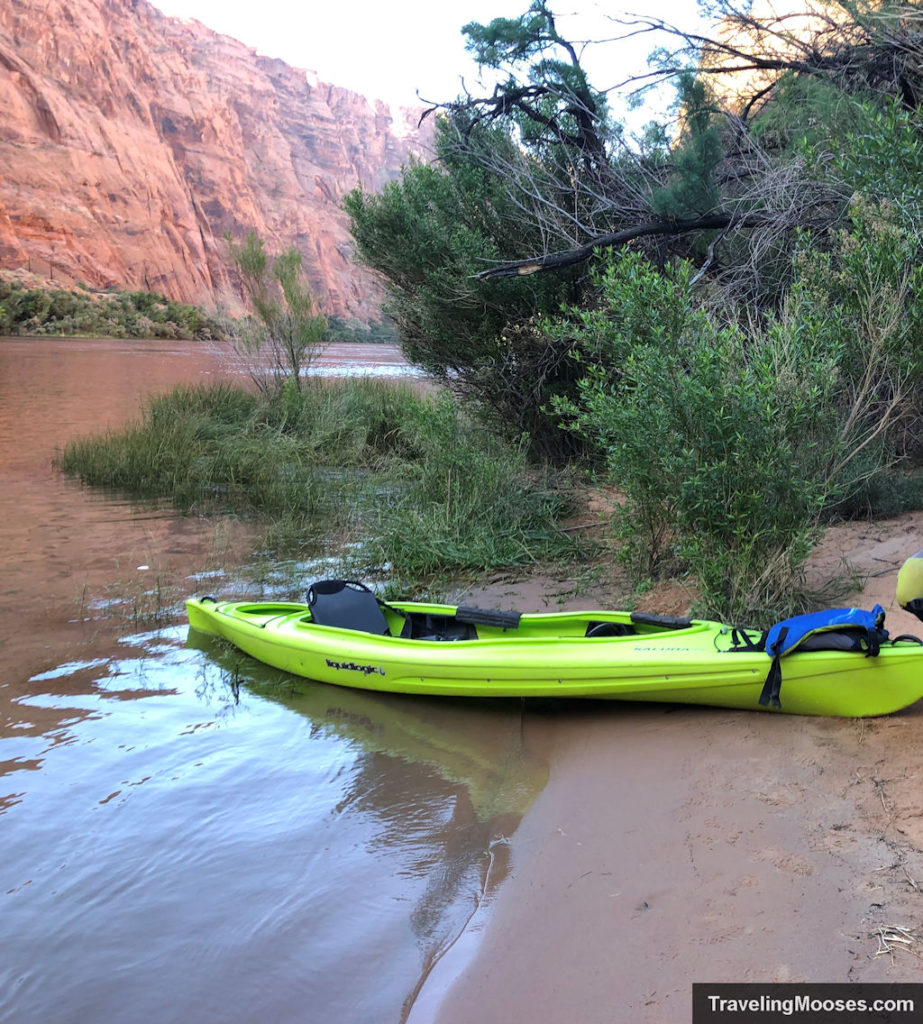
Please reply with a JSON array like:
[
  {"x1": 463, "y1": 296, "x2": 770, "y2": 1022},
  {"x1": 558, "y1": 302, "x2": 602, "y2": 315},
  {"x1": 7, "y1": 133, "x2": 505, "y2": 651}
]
[{"x1": 0, "y1": 0, "x2": 431, "y2": 318}]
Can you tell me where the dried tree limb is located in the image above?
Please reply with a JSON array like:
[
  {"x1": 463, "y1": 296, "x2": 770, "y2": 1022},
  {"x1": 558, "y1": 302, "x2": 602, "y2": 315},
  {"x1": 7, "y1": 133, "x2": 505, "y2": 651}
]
[{"x1": 474, "y1": 211, "x2": 817, "y2": 279}]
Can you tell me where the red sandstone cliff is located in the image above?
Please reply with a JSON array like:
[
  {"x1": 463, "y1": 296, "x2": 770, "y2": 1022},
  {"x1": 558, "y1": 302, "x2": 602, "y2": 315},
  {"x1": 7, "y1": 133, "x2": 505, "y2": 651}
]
[{"x1": 0, "y1": 0, "x2": 431, "y2": 319}]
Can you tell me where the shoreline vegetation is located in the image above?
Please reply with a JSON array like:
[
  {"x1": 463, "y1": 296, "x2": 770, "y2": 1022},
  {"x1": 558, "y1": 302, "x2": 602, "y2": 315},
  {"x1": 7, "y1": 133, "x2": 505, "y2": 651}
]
[
  {"x1": 57, "y1": 379, "x2": 587, "y2": 594},
  {"x1": 54, "y1": 370, "x2": 923, "y2": 624},
  {"x1": 0, "y1": 276, "x2": 225, "y2": 340},
  {"x1": 0, "y1": 274, "x2": 397, "y2": 345},
  {"x1": 53, "y1": 212, "x2": 923, "y2": 625},
  {"x1": 336, "y1": 3, "x2": 923, "y2": 626}
]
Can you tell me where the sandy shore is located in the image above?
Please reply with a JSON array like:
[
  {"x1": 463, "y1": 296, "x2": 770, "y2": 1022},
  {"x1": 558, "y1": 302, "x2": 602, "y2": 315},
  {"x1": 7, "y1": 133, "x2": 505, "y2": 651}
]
[{"x1": 411, "y1": 513, "x2": 923, "y2": 1023}]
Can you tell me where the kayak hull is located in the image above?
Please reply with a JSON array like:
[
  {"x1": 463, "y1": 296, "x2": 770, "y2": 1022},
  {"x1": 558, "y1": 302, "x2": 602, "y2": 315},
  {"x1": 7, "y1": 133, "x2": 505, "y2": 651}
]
[{"x1": 185, "y1": 598, "x2": 923, "y2": 716}]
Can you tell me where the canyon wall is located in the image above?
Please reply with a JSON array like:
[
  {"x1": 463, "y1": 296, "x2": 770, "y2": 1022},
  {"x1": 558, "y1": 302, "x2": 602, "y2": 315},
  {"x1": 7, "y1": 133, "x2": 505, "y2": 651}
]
[{"x1": 0, "y1": 0, "x2": 432, "y2": 319}]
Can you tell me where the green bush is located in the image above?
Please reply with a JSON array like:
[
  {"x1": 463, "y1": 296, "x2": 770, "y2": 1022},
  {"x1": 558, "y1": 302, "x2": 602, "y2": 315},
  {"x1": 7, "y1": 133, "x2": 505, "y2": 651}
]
[
  {"x1": 13, "y1": 289, "x2": 52, "y2": 323},
  {"x1": 559, "y1": 254, "x2": 839, "y2": 622},
  {"x1": 557, "y1": 210, "x2": 923, "y2": 625}
]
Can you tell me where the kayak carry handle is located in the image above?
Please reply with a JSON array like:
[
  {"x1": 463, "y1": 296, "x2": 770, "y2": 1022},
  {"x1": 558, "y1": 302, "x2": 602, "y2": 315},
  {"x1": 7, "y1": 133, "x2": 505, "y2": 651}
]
[{"x1": 455, "y1": 605, "x2": 522, "y2": 629}]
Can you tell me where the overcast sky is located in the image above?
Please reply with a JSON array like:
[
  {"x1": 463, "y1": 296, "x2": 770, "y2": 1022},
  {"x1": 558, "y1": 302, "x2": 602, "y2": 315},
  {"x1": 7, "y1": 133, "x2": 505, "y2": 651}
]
[{"x1": 150, "y1": 0, "x2": 705, "y2": 119}]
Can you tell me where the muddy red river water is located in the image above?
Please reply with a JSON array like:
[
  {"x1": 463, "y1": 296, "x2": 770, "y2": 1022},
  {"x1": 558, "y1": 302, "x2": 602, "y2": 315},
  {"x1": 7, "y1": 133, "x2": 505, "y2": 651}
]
[{"x1": 0, "y1": 338, "x2": 550, "y2": 1024}]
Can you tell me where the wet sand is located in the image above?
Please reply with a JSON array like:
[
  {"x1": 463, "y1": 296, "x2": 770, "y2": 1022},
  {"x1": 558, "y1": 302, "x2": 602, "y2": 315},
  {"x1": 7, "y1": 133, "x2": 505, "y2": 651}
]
[{"x1": 413, "y1": 513, "x2": 923, "y2": 1022}]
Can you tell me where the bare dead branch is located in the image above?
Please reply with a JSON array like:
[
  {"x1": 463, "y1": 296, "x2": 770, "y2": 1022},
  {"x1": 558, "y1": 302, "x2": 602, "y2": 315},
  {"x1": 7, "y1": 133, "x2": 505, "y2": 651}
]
[{"x1": 474, "y1": 210, "x2": 826, "y2": 279}]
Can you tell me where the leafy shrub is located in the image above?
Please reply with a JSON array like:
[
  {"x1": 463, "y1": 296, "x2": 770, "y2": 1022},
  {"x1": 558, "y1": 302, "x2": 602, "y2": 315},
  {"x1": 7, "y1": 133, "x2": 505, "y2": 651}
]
[{"x1": 559, "y1": 254, "x2": 839, "y2": 622}]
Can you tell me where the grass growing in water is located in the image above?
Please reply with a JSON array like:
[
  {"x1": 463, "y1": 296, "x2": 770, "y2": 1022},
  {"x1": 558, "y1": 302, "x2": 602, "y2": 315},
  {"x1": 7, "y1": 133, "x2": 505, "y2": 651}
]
[{"x1": 58, "y1": 379, "x2": 583, "y2": 582}]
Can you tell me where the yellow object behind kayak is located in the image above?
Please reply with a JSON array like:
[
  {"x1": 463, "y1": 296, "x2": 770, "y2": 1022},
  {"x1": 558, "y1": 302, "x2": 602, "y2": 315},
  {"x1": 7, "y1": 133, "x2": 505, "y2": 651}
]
[
  {"x1": 897, "y1": 550, "x2": 923, "y2": 622},
  {"x1": 186, "y1": 596, "x2": 923, "y2": 717}
]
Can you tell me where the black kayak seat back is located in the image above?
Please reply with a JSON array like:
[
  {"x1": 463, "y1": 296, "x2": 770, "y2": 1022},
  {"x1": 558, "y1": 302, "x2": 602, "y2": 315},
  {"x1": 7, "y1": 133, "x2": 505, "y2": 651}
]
[
  {"x1": 585, "y1": 620, "x2": 636, "y2": 637},
  {"x1": 307, "y1": 580, "x2": 390, "y2": 635}
]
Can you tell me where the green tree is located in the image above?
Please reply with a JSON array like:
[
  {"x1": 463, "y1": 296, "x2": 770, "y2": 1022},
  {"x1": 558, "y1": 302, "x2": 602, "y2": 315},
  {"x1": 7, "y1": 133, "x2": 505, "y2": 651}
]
[
  {"x1": 228, "y1": 231, "x2": 326, "y2": 393},
  {"x1": 345, "y1": 120, "x2": 583, "y2": 456},
  {"x1": 348, "y1": 0, "x2": 923, "y2": 482},
  {"x1": 649, "y1": 75, "x2": 722, "y2": 221},
  {"x1": 461, "y1": 0, "x2": 611, "y2": 177}
]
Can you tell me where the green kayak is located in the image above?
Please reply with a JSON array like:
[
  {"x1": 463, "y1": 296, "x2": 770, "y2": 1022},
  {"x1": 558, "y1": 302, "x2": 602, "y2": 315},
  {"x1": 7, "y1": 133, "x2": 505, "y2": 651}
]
[{"x1": 186, "y1": 580, "x2": 923, "y2": 717}]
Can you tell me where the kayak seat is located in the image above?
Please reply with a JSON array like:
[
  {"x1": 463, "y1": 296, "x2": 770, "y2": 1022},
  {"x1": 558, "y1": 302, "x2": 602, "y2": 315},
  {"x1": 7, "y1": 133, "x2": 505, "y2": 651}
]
[
  {"x1": 307, "y1": 580, "x2": 391, "y2": 635},
  {"x1": 585, "y1": 621, "x2": 636, "y2": 637}
]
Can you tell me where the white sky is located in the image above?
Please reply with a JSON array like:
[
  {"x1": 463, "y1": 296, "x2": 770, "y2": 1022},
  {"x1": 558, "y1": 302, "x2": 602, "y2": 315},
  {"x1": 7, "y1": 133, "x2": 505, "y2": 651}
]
[{"x1": 150, "y1": 0, "x2": 706, "y2": 118}]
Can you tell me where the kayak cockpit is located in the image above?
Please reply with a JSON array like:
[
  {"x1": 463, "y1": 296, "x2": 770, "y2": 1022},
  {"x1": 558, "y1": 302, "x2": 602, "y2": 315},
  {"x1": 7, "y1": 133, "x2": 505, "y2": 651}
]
[
  {"x1": 297, "y1": 580, "x2": 701, "y2": 643},
  {"x1": 199, "y1": 584, "x2": 704, "y2": 645}
]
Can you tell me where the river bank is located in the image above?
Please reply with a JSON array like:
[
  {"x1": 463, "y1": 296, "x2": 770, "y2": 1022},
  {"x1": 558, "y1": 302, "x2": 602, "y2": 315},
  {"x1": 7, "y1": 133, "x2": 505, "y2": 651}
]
[{"x1": 410, "y1": 513, "x2": 923, "y2": 1022}]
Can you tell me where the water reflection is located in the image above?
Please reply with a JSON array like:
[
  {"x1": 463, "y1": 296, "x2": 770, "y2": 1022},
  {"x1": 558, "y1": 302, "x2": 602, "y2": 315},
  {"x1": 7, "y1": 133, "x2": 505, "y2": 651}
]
[
  {"x1": 189, "y1": 630, "x2": 545, "y2": 820},
  {"x1": 190, "y1": 633, "x2": 547, "y2": 1020},
  {"x1": 2, "y1": 624, "x2": 547, "y2": 1023},
  {"x1": 192, "y1": 633, "x2": 551, "y2": 1012}
]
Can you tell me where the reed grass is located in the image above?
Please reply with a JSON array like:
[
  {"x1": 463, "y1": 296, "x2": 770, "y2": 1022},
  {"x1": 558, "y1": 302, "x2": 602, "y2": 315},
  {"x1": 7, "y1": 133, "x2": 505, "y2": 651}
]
[{"x1": 58, "y1": 379, "x2": 584, "y2": 581}]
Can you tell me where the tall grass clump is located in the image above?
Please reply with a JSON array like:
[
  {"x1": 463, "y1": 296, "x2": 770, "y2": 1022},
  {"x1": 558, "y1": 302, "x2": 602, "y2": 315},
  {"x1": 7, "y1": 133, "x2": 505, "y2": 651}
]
[
  {"x1": 59, "y1": 381, "x2": 394, "y2": 537},
  {"x1": 59, "y1": 382, "x2": 259, "y2": 500},
  {"x1": 59, "y1": 377, "x2": 582, "y2": 580},
  {"x1": 360, "y1": 392, "x2": 580, "y2": 579}
]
